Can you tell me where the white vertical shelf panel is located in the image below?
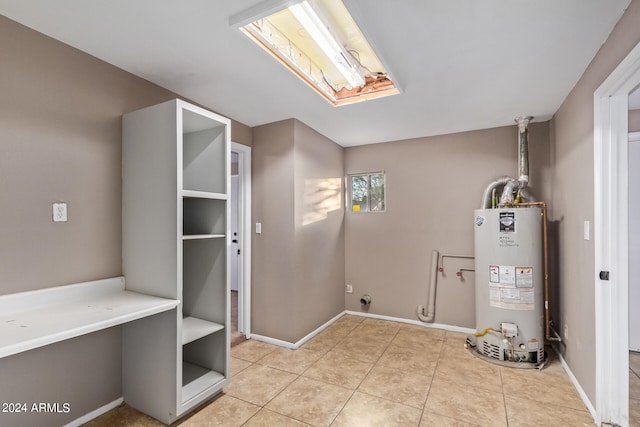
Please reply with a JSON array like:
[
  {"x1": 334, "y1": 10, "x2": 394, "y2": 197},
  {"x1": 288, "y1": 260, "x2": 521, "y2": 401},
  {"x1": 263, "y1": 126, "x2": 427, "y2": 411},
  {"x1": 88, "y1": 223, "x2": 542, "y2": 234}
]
[{"x1": 123, "y1": 100, "x2": 180, "y2": 300}]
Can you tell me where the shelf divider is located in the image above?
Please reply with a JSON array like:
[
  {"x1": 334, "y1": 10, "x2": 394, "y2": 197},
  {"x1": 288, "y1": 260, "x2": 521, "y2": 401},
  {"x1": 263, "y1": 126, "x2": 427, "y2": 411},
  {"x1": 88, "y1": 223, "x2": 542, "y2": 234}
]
[
  {"x1": 182, "y1": 317, "x2": 225, "y2": 345},
  {"x1": 182, "y1": 190, "x2": 227, "y2": 200}
]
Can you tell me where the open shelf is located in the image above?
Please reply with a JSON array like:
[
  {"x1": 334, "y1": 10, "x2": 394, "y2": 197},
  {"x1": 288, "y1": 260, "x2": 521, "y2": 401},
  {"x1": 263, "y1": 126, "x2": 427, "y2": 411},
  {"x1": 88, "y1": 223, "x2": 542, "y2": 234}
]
[
  {"x1": 182, "y1": 317, "x2": 224, "y2": 345},
  {"x1": 182, "y1": 108, "x2": 227, "y2": 195},
  {"x1": 183, "y1": 197, "x2": 226, "y2": 237},
  {"x1": 182, "y1": 362, "x2": 224, "y2": 404}
]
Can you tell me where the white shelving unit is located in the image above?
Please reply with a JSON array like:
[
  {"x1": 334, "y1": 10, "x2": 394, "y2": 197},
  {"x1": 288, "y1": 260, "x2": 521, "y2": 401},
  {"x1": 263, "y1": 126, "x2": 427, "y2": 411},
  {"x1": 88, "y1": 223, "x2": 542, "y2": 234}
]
[{"x1": 122, "y1": 99, "x2": 230, "y2": 424}]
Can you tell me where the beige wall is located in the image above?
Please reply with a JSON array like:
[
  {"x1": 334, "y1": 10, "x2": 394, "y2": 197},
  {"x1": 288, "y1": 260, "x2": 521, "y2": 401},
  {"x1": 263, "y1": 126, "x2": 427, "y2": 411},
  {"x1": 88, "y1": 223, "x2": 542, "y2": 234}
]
[
  {"x1": 550, "y1": 0, "x2": 640, "y2": 404},
  {"x1": 630, "y1": 109, "x2": 640, "y2": 132},
  {"x1": 292, "y1": 121, "x2": 345, "y2": 338},
  {"x1": 251, "y1": 120, "x2": 297, "y2": 342},
  {"x1": 344, "y1": 123, "x2": 551, "y2": 326},
  {"x1": 0, "y1": 16, "x2": 251, "y2": 425},
  {"x1": 231, "y1": 120, "x2": 253, "y2": 147},
  {"x1": 252, "y1": 119, "x2": 345, "y2": 343}
]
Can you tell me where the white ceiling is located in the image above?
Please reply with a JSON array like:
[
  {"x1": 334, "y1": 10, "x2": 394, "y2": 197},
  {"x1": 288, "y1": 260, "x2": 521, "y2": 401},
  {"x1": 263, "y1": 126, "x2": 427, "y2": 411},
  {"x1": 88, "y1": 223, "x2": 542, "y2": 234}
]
[{"x1": 0, "y1": 0, "x2": 632, "y2": 146}]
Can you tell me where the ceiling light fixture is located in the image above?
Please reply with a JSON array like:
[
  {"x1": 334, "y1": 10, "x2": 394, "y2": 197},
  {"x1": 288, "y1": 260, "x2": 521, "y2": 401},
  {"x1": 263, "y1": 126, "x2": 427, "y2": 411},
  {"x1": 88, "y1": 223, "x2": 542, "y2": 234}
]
[
  {"x1": 231, "y1": 0, "x2": 399, "y2": 106},
  {"x1": 288, "y1": 1, "x2": 364, "y2": 89}
]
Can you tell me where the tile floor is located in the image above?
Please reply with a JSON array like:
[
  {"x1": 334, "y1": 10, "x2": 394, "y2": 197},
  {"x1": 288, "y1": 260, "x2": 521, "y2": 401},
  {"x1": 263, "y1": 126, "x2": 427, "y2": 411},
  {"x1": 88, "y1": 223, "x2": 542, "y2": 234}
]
[
  {"x1": 631, "y1": 351, "x2": 640, "y2": 426},
  {"x1": 88, "y1": 315, "x2": 599, "y2": 426}
]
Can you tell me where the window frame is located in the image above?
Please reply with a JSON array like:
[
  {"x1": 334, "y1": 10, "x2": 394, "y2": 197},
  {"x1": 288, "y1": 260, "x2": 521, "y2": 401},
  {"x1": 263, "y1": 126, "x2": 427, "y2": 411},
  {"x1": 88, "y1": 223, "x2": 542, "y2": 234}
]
[{"x1": 348, "y1": 171, "x2": 386, "y2": 213}]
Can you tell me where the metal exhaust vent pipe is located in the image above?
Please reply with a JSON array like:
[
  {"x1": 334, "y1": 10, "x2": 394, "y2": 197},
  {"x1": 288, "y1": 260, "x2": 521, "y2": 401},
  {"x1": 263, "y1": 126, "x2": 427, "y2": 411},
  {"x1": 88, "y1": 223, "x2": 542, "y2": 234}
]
[
  {"x1": 515, "y1": 116, "x2": 533, "y2": 190},
  {"x1": 480, "y1": 116, "x2": 534, "y2": 208}
]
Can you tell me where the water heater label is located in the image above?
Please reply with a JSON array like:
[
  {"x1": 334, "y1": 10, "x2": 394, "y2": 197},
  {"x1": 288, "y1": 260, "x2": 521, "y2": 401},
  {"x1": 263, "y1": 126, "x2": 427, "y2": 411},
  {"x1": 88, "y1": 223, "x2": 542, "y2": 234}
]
[
  {"x1": 499, "y1": 265, "x2": 516, "y2": 285},
  {"x1": 489, "y1": 265, "x2": 500, "y2": 283},
  {"x1": 516, "y1": 267, "x2": 534, "y2": 288},
  {"x1": 499, "y1": 212, "x2": 516, "y2": 233},
  {"x1": 489, "y1": 286, "x2": 534, "y2": 310},
  {"x1": 489, "y1": 265, "x2": 535, "y2": 310}
]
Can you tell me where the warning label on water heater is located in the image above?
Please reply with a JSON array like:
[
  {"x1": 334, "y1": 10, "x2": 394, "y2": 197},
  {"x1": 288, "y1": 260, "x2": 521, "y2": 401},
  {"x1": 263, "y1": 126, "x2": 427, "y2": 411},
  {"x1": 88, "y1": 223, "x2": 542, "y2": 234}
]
[
  {"x1": 516, "y1": 267, "x2": 533, "y2": 288},
  {"x1": 489, "y1": 265, "x2": 534, "y2": 310}
]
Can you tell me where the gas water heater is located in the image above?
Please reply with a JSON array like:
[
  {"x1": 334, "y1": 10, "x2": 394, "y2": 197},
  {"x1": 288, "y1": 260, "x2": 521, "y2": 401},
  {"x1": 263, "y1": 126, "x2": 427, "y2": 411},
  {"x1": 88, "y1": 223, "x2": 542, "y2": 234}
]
[
  {"x1": 470, "y1": 207, "x2": 545, "y2": 365},
  {"x1": 466, "y1": 116, "x2": 553, "y2": 367}
]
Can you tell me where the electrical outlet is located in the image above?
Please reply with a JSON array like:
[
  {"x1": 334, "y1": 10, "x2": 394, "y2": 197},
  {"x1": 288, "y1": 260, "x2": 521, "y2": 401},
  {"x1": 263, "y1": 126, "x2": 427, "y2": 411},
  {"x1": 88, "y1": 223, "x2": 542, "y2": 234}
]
[
  {"x1": 345, "y1": 284, "x2": 353, "y2": 294},
  {"x1": 563, "y1": 323, "x2": 569, "y2": 340},
  {"x1": 52, "y1": 202, "x2": 67, "y2": 222}
]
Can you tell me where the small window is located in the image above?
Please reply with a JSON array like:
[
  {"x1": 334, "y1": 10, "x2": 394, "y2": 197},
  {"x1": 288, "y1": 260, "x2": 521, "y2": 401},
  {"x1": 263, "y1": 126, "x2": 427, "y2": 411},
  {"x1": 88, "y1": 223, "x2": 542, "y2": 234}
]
[{"x1": 350, "y1": 173, "x2": 385, "y2": 212}]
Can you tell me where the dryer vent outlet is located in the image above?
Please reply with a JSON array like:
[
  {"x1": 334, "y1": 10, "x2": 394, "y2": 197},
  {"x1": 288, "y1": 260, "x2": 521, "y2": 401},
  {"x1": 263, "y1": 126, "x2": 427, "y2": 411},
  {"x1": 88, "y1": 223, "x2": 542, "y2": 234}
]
[{"x1": 360, "y1": 295, "x2": 372, "y2": 306}]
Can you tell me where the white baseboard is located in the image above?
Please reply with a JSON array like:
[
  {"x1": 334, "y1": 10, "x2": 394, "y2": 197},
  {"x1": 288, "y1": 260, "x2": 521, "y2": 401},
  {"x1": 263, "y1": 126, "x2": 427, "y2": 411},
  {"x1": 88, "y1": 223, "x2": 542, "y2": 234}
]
[
  {"x1": 552, "y1": 346, "x2": 597, "y2": 423},
  {"x1": 249, "y1": 333, "x2": 297, "y2": 349},
  {"x1": 250, "y1": 310, "x2": 475, "y2": 350},
  {"x1": 250, "y1": 311, "x2": 345, "y2": 349},
  {"x1": 344, "y1": 310, "x2": 476, "y2": 335},
  {"x1": 64, "y1": 397, "x2": 123, "y2": 427}
]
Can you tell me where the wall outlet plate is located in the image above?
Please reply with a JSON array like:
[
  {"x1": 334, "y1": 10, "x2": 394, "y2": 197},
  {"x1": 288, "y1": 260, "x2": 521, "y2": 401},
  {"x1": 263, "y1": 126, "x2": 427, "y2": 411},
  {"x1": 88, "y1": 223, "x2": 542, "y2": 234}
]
[
  {"x1": 345, "y1": 284, "x2": 353, "y2": 294},
  {"x1": 53, "y1": 202, "x2": 67, "y2": 222}
]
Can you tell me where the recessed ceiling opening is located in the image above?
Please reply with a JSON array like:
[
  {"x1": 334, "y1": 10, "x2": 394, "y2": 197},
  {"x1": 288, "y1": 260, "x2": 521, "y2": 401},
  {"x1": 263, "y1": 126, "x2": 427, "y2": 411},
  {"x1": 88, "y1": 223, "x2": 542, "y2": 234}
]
[{"x1": 235, "y1": 0, "x2": 399, "y2": 106}]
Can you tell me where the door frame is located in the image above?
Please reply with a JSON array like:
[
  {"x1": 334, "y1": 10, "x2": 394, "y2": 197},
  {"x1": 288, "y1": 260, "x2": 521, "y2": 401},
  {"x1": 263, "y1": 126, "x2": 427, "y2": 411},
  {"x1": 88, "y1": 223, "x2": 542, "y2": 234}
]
[
  {"x1": 629, "y1": 131, "x2": 640, "y2": 353},
  {"x1": 594, "y1": 40, "x2": 640, "y2": 426},
  {"x1": 231, "y1": 142, "x2": 252, "y2": 339}
]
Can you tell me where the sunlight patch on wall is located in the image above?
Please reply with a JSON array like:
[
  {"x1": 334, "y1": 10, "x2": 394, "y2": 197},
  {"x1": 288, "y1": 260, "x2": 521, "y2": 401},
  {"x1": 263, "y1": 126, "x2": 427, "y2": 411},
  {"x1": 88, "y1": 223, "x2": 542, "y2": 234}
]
[{"x1": 303, "y1": 178, "x2": 342, "y2": 225}]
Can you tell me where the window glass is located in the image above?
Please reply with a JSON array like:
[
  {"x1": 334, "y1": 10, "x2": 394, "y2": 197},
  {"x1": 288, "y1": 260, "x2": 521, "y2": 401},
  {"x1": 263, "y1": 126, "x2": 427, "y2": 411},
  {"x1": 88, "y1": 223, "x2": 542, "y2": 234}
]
[
  {"x1": 350, "y1": 173, "x2": 385, "y2": 212},
  {"x1": 350, "y1": 175, "x2": 369, "y2": 212},
  {"x1": 369, "y1": 173, "x2": 385, "y2": 211}
]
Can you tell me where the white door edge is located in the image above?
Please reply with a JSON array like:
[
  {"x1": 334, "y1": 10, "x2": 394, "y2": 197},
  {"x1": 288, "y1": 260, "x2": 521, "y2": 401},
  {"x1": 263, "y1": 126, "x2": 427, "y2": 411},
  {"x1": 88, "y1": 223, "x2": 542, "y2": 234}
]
[{"x1": 594, "y1": 40, "x2": 640, "y2": 427}]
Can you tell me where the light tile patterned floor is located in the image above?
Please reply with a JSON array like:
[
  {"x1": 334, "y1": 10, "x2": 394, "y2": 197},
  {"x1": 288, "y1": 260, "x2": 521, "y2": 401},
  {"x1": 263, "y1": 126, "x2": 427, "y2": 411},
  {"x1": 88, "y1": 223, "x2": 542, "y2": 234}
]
[
  {"x1": 631, "y1": 351, "x2": 640, "y2": 427},
  {"x1": 87, "y1": 315, "x2": 599, "y2": 426}
]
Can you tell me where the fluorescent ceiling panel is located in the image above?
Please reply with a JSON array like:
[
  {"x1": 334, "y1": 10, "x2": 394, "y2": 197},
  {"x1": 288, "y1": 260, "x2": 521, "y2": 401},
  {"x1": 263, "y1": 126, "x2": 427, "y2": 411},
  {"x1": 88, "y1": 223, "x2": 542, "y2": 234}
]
[{"x1": 237, "y1": 0, "x2": 398, "y2": 106}]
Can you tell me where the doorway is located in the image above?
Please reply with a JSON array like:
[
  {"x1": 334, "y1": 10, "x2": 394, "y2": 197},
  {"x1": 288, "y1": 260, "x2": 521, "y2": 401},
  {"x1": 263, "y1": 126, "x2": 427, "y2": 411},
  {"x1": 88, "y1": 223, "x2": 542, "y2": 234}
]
[
  {"x1": 230, "y1": 142, "x2": 252, "y2": 345},
  {"x1": 594, "y1": 41, "x2": 640, "y2": 426}
]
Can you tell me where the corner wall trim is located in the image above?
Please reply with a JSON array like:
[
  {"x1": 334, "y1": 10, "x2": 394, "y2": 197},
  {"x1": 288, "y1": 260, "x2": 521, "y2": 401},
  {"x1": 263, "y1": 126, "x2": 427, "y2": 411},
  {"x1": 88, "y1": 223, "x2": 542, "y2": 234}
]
[
  {"x1": 250, "y1": 311, "x2": 345, "y2": 349},
  {"x1": 64, "y1": 397, "x2": 123, "y2": 427}
]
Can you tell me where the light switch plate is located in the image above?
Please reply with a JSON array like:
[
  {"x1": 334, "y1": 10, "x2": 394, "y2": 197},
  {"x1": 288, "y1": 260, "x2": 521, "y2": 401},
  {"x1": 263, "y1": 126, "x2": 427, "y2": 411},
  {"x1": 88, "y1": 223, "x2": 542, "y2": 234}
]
[
  {"x1": 584, "y1": 220, "x2": 590, "y2": 240},
  {"x1": 255, "y1": 222, "x2": 262, "y2": 234}
]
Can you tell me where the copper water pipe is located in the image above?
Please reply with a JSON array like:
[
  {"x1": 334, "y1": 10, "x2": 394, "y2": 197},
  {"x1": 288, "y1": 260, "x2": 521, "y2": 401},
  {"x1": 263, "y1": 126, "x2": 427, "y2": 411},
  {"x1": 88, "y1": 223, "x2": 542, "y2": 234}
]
[{"x1": 513, "y1": 201, "x2": 561, "y2": 342}]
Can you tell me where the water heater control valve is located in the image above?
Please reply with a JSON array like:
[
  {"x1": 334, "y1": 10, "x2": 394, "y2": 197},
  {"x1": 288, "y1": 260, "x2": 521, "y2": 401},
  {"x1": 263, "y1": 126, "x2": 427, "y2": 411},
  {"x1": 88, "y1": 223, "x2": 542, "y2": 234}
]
[{"x1": 501, "y1": 322, "x2": 518, "y2": 338}]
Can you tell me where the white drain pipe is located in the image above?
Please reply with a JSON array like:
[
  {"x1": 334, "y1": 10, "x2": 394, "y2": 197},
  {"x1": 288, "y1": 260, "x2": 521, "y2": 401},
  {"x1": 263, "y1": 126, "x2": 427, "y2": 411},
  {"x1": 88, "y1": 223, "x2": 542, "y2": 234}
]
[{"x1": 417, "y1": 250, "x2": 439, "y2": 322}]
